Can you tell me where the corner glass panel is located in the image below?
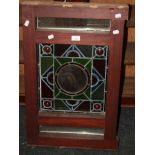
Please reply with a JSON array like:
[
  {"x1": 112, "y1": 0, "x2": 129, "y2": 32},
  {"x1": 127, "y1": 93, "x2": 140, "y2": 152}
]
[{"x1": 36, "y1": 17, "x2": 111, "y2": 33}]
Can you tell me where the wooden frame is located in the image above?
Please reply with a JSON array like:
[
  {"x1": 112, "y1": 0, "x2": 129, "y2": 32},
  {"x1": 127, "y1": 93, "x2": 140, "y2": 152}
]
[{"x1": 21, "y1": 1, "x2": 128, "y2": 150}]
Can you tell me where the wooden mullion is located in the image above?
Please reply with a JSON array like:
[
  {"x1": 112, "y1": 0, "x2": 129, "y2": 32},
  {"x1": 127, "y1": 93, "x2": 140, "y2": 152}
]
[
  {"x1": 34, "y1": 31, "x2": 112, "y2": 45},
  {"x1": 32, "y1": 4, "x2": 128, "y2": 20},
  {"x1": 22, "y1": 6, "x2": 39, "y2": 144},
  {"x1": 104, "y1": 20, "x2": 125, "y2": 140},
  {"x1": 38, "y1": 116, "x2": 105, "y2": 128}
]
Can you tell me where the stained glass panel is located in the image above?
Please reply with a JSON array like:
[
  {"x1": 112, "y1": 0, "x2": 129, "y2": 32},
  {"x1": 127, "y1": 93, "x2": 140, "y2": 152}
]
[{"x1": 38, "y1": 44, "x2": 108, "y2": 113}]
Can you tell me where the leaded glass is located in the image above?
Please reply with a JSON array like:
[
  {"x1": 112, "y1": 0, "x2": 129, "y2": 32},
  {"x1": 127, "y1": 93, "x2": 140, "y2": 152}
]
[{"x1": 38, "y1": 44, "x2": 108, "y2": 113}]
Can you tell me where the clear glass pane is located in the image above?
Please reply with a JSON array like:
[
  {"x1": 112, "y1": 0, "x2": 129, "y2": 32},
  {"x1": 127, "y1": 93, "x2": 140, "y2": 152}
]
[
  {"x1": 40, "y1": 126, "x2": 104, "y2": 139},
  {"x1": 37, "y1": 17, "x2": 111, "y2": 33}
]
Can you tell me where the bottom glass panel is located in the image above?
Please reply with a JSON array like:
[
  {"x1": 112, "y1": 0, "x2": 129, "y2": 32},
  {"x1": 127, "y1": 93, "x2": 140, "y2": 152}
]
[{"x1": 40, "y1": 126, "x2": 104, "y2": 140}]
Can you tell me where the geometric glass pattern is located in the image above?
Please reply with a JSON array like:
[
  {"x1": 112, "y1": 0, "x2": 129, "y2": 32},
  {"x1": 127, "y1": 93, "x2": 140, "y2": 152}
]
[{"x1": 38, "y1": 44, "x2": 108, "y2": 113}]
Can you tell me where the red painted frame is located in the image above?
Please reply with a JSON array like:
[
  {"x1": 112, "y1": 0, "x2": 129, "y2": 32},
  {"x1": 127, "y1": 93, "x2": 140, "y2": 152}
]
[{"x1": 21, "y1": 1, "x2": 128, "y2": 149}]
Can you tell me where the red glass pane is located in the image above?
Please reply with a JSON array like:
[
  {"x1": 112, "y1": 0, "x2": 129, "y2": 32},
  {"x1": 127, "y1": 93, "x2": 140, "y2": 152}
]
[
  {"x1": 47, "y1": 73, "x2": 53, "y2": 85},
  {"x1": 94, "y1": 103, "x2": 101, "y2": 110},
  {"x1": 43, "y1": 46, "x2": 51, "y2": 54},
  {"x1": 92, "y1": 74, "x2": 98, "y2": 86},
  {"x1": 44, "y1": 100, "x2": 51, "y2": 108},
  {"x1": 67, "y1": 51, "x2": 79, "y2": 57},
  {"x1": 96, "y1": 48, "x2": 104, "y2": 56}
]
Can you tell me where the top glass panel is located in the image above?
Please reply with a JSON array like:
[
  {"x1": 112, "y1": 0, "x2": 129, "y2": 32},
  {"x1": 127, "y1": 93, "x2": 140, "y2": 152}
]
[{"x1": 36, "y1": 17, "x2": 111, "y2": 33}]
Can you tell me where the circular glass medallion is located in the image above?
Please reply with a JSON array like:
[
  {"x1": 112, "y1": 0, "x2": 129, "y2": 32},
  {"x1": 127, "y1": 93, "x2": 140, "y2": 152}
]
[
  {"x1": 94, "y1": 103, "x2": 101, "y2": 110},
  {"x1": 55, "y1": 63, "x2": 89, "y2": 95},
  {"x1": 42, "y1": 45, "x2": 52, "y2": 54},
  {"x1": 43, "y1": 100, "x2": 52, "y2": 108},
  {"x1": 95, "y1": 47, "x2": 104, "y2": 56}
]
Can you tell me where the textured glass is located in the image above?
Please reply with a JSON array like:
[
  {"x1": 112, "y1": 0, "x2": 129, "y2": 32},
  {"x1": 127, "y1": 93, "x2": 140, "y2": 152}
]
[
  {"x1": 37, "y1": 17, "x2": 111, "y2": 33},
  {"x1": 38, "y1": 44, "x2": 108, "y2": 113},
  {"x1": 40, "y1": 126, "x2": 104, "y2": 138}
]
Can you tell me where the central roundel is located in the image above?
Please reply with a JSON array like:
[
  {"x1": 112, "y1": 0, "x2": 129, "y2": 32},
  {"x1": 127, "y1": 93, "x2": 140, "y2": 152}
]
[{"x1": 55, "y1": 63, "x2": 89, "y2": 95}]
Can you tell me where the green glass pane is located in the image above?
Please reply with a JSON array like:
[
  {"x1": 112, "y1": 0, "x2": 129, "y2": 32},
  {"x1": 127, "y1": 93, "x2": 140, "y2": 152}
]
[
  {"x1": 54, "y1": 100, "x2": 69, "y2": 110},
  {"x1": 41, "y1": 57, "x2": 53, "y2": 75},
  {"x1": 73, "y1": 93, "x2": 88, "y2": 100},
  {"x1": 85, "y1": 61, "x2": 92, "y2": 73},
  {"x1": 54, "y1": 85, "x2": 59, "y2": 97},
  {"x1": 92, "y1": 83, "x2": 105, "y2": 100},
  {"x1": 56, "y1": 92, "x2": 71, "y2": 99},
  {"x1": 54, "y1": 58, "x2": 62, "y2": 72},
  {"x1": 74, "y1": 58, "x2": 90, "y2": 66},
  {"x1": 77, "y1": 45, "x2": 92, "y2": 57},
  {"x1": 57, "y1": 58, "x2": 71, "y2": 65},
  {"x1": 85, "y1": 86, "x2": 91, "y2": 99}
]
